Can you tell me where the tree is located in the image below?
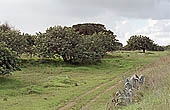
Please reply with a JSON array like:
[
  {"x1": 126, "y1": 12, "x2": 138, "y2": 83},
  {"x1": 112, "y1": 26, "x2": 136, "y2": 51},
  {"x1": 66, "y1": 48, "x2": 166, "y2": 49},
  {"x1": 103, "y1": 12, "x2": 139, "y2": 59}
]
[
  {"x1": 0, "y1": 23, "x2": 12, "y2": 32},
  {"x1": 72, "y1": 23, "x2": 122, "y2": 52},
  {"x1": 126, "y1": 35, "x2": 154, "y2": 53},
  {"x1": 35, "y1": 25, "x2": 120, "y2": 64},
  {"x1": 72, "y1": 23, "x2": 106, "y2": 35}
]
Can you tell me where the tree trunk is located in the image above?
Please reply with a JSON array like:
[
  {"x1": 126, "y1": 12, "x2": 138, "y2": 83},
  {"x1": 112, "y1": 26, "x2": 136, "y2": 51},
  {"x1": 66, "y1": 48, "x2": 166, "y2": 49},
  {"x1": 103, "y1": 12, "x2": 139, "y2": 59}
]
[
  {"x1": 62, "y1": 55, "x2": 72, "y2": 63},
  {"x1": 143, "y1": 49, "x2": 146, "y2": 53},
  {"x1": 62, "y1": 55, "x2": 68, "y2": 62}
]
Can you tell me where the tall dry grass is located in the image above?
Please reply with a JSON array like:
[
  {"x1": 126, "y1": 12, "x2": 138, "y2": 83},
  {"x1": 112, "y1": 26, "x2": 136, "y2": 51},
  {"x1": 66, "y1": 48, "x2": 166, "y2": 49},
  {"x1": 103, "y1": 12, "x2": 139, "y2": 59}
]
[{"x1": 123, "y1": 55, "x2": 170, "y2": 110}]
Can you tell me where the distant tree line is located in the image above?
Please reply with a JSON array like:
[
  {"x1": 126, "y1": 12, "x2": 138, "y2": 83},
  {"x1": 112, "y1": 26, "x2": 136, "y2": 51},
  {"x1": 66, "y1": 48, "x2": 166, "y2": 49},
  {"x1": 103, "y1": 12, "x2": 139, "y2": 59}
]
[
  {"x1": 164, "y1": 45, "x2": 170, "y2": 50},
  {"x1": 0, "y1": 23, "x2": 166, "y2": 75}
]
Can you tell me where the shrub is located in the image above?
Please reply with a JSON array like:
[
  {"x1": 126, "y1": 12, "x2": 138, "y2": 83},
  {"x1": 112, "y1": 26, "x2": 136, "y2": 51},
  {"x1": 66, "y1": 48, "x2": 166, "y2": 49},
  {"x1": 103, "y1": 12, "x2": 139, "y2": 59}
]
[
  {"x1": 151, "y1": 44, "x2": 164, "y2": 51},
  {"x1": 36, "y1": 26, "x2": 119, "y2": 64},
  {"x1": 69, "y1": 33, "x2": 106, "y2": 64},
  {"x1": 0, "y1": 23, "x2": 35, "y2": 56},
  {"x1": 35, "y1": 26, "x2": 81, "y2": 60},
  {"x1": 0, "y1": 43, "x2": 20, "y2": 75}
]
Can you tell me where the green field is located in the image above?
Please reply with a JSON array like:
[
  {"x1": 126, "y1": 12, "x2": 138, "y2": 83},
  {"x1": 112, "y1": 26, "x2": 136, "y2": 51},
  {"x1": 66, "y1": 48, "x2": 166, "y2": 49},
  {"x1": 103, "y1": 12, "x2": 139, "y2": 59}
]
[{"x1": 0, "y1": 51, "x2": 169, "y2": 110}]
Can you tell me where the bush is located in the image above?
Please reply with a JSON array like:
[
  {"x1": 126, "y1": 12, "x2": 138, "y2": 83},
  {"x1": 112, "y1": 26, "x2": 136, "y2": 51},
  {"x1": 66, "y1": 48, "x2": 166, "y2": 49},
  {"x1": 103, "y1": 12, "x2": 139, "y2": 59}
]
[
  {"x1": 72, "y1": 23, "x2": 122, "y2": 52},
  {"x1": 151, "y1": 44, "x2": 164, "y2": 51},
  {"x1": 0, "y1": 44, "x2": 20, "y2": 75},
  {"x1": 69, "y1": 33, "x2": 105, "y2": 64},
  {"x1": 0, "y1": 23, "x2": 35, "y2": 56},
  {"x1": 35, "y1": 26, "x2": 81, "y2": 60},
  {"x1": 35, "y1": 26, "x2": 120, "y2": 64}
]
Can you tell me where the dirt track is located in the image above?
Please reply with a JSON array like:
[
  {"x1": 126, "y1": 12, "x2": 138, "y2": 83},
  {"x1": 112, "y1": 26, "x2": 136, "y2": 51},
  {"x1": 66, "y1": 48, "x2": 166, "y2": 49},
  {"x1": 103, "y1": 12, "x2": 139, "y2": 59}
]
[
  {"x1": 59, "y1": 76, "x2": 120, "y2": 110},
  {"x1": 59, "y1": 68, "x2": 137, "y2": 110}
]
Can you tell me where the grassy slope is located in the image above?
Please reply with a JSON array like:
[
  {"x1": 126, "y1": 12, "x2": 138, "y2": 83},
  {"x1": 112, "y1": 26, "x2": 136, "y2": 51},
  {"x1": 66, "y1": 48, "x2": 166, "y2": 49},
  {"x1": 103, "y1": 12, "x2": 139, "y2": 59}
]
[{"x1": 0, "y1": 51, "x2": 168, "y2": 110}]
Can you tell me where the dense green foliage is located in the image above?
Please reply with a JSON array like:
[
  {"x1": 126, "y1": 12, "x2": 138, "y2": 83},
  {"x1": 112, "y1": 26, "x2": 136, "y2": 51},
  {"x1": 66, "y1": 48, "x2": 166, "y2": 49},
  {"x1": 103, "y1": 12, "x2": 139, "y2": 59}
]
[
  {"x1": 35, "y1": 26, "x2": 119, "y2": 64},
  {"x1": 0, "y1": 23, "x2": 121, "y2": 64},
  {"x1": 0, "y1": 44, "x2": 19, "y2": 75},
  {"x1": 36, "y1": 26, "x2": 81, "y2": 61},
  {"x1": 72, "y1": 23, "x2": 122, "y2": 51},
  {"x1": 125, "y1": 35, "x2": 164, "y2": 53},
  {"x1": 0, "y1": 24, "x2": 35, "y2": 56},
  {"x1": 22, "y1": 33, "x2": 36, "y2": 57},
  {"x1": 72, "y1": 23, "x2": 107, "y2": 35}
]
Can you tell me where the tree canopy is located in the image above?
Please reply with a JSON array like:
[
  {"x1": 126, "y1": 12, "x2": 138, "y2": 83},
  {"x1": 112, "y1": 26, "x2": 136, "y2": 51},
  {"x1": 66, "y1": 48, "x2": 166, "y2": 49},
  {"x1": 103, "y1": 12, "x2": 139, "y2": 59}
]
[
  {"x1": 72, "y1": 23, "x2": 122, "y2": 51},
  {"x1": 125, "y1": 35, "x2": 164, "y2": 52},
  {"x1": 72, "y1": 23, "x2": 107, "y2": 35},
  {"x1": 126, "y1": 35, "x2": 154, "y2": 53},
  {"x1": 35, "y1": 25, "x2": 120, "y2": 64}
]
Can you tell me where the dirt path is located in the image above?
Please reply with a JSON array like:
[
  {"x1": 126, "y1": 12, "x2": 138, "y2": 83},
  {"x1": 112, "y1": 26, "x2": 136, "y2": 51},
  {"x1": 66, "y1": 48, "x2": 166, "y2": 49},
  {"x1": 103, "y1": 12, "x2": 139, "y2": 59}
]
[
  {"x1": 59, "y1": 68, "x2": 135, "y2": 110},
  {"x1": 82, "y1": 80, "x2": 122, "y2": 110},
  {"x1": 59, "y1": 76, "x2": 121, "y2": 110},
  {"x1": 59, "y1": 69, "x2": 137, "y2": 110}
]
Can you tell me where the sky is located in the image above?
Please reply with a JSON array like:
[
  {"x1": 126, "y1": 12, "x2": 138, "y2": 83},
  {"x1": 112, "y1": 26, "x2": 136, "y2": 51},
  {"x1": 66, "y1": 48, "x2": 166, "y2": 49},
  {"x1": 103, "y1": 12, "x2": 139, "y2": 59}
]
[{"x1": 0, "y1": 0, "x2": 170, "y2": 46}]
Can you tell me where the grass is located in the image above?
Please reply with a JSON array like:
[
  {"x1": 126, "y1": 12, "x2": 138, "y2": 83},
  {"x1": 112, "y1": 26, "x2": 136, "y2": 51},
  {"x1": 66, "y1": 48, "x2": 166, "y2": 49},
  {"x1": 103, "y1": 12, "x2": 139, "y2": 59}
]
[
  {"x1": 0, "y1": 51, "x2": 169, "y2": 110},
  {"x1": 120, "y1": 55, "x2": 170, "y2": 110}
]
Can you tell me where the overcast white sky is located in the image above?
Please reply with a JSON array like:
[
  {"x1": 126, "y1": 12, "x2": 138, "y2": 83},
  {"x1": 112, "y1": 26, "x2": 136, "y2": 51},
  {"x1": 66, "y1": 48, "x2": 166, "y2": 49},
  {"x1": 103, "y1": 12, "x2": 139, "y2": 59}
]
[{"x1": 0, "y1": 0, "x2": 170, "y2": 45}]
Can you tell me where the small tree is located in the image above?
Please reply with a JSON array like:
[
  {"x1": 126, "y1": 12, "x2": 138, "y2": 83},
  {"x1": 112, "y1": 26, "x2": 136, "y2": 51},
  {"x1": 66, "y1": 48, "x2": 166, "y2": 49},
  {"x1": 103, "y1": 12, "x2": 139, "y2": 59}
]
[{"x1": 126, "y1": 35, "x2": 154, "y2": 53}]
